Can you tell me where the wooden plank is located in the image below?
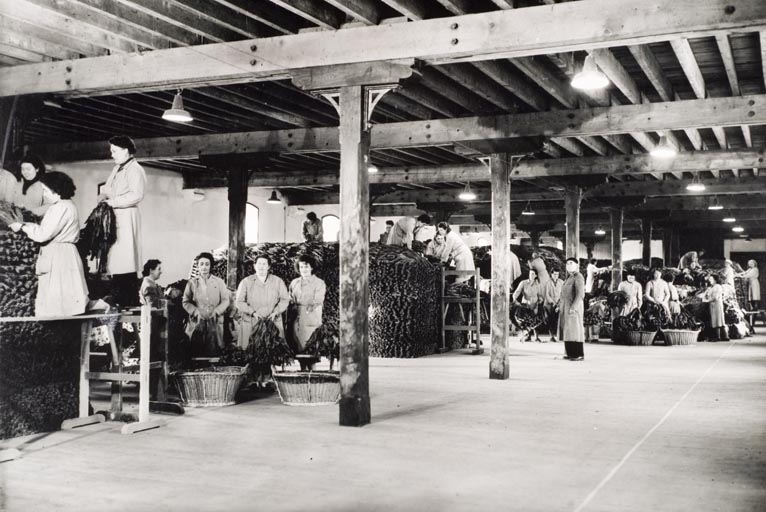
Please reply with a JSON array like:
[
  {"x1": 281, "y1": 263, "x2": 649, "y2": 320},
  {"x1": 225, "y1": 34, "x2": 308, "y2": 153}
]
[
  {"x1": 34, "y1": 95, "x2": 766, "y2": 162},
  {"x1": 338, "y1": 85, "x2": 371, "y2": 427},
  {"x1": 138, "y1": 304, "x2": 151, "y2": 422},
  {"x1": 0, "y1": 0, "x2": 137, "y2": 54},
  {"x1": 4, "y1": 0, "x2": 765, "y2": 96},
  {"x1": 610, "y1": 209, "x2": 623, "y2": 291},
  {"x1": 435, "y1": 0, "x2": 472, "y2": 16},
  {"x1": 761, "y1": 31, "x2": 766, "y2": 91},
  {"x1": 166, "y1": 0, "x2": 265, "y2": 38},
  {"x1": 715, "y1": 34, "x2": 741, "y2": 96},
  {"x1": 628, "y1": 45, "x2": 673, "y2": 101},
  {"x1": 211, "y1": 0, "x2": 298, "y2": 35},
  {"x1": 565, "y1": 187, "x2": 581, "y2": 259},
  {"x1": 379, "y1": 0, "x2": 428, "y2": 21},
  {"x1": 591, "y1": 48, "x2": 642, "y2": 104},
  {"x1": 0, "y1": 28, "x2": 79, "y2": 60},
  {"x1": 291, "y1": 59, "x2": 415, "y2": 90},
  {"x1": 670, "y1": 38, "x2": 706, "y2": 99},
  {"x1": 490, "y1": 153, "x2": 510, "y2": 380},
  {"x1": 324, "y1": 0, "x2": 381, "y2": 25},
  {"x1": 471, "y1": 60, "x2": 549, "y2": 111},
  {"x1": 268, "y1": 0, "x2": 344, "y2": 30},
  {"x1": 227, "y1": 168, "x2": 248, "y2": 289},
  {"x1": 421, "y1": 67, "x2": 495, "y2": 114},
  {"x1": 510, "y1": 56, "x2": 577, "y2": 108},
  {"x1": 438, "y1": 63, "x2": 518, "y2": 112}
]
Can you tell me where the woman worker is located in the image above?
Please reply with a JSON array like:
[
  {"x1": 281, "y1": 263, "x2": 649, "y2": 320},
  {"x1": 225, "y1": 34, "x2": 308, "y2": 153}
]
[
  {"x1": 424, "y1": 231, "x2": 447, "y2": 260},
  {"x1": 139, "y1": 259, "x2": 163, "y2": 307},
  {"x1": 559, "y1": 257, "x2": 586, "y2": 361},
  {"x1": 236, "y1": 254, "x2": 290, "y2": 347},
  {"x1": 288, "y1": 254, "x2": 326, "y2": 370},
  {"x1": 9, "y1": 172, "x2": 89, "y2": 317},
  {"x1": 436, "y1": 221, "x2": 475, "y2": 283},
  {"x1": 736, "y1": 260, "x2": 761, "y2": 311},
  {"x1": 100, "y1": 135, "x2": 147, "y2": 309},
  {"x1": 702, "y1": 274, "x2": 729, "y2": 341},
  {"x1": 513, "y1": 268, "x2": 543, "y2": 342},
  {"x1": 16, "y1": 154, "x2": 53, "y2": 215},
  {"x1": 182, "y1": 252, "x2": 230, "y2": 356}
]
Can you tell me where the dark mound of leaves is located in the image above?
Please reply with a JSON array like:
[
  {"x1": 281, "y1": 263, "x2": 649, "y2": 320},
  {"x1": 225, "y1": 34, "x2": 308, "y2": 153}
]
[
  {"x1": 640, "y1": 301, "x2": 670, "y2": 331},
  {"x1": 510, "y1": 303, "x2": 543, "y2": 330},
  {"x1": 302, "y1": 321, "x2": 340, "y2": 362},
  {"x1": 607, "y1": 290, "x2": 629, "y2": 309},
  {"x1": 613, "y1": 308, "x2": 642, "y2": 332},
  {"x1": 667, "y1": 308, "x2": 703, "y2": 330}
]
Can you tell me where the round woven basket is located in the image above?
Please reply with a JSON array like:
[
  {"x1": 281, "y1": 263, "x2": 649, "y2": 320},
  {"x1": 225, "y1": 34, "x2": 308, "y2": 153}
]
[
  {"x1": 173, "y1": 366, "x2": 248, "y2": 407},
  {"x1": 626, "y1": 330, "x2": 657, "y2": 346},
  {"x1": 273, "y1": 370, "x2": 340, "y2": 406},
  {"x1": 662, "y1": 329, "x2": 700, "y2": 346}
]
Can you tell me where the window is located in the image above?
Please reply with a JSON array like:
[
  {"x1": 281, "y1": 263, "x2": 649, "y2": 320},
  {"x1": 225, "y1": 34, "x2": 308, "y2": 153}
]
[
  {"x1": 322, "y1": 214, "x2": 340, "y2": 242},
  {"x1": 245, "y1": 203, "x2": 259, "y2": 243}
]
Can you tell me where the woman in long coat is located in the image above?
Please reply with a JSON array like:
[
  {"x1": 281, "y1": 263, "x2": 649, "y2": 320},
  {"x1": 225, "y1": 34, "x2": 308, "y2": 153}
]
[
  {"x1": 182, "y1": 252, "x2": 230, "y2": 355},
  {"x1": 288, "y1": 254, "x2": 326, "y2": 369},
  {"x1": 703, "y1": 274, "x2": 728, "y2": 341},
  {"x1": 101, "y1": 135, "x2": 146, "y2": 307},
  {"x1": 235, "y1": 254, "x2": 290, "y2": 348},
  {"x1": 559, "y1": 257, "x2": 586, "y2": 360},
  {"x1": 10, "y1": 172, "x2": 89, "y2": 317},
  {"x1": 737, "y1": 260, "x2": 761, "y2": 310}
]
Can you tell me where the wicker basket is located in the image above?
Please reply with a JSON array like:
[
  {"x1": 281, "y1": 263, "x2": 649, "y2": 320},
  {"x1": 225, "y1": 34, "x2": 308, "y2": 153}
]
[
  {"x1": 662, "y1": 329, "x2": 700, "y2": 346},
  {"x1": 273, "y1": 370, "x2": 340, "y2": 406},
  {"x1": 626, "y1": 330, "x2": 657, "y2": 346},
  {"x1": 173, "y1": 366, "x2": 248, "y2": 407}
]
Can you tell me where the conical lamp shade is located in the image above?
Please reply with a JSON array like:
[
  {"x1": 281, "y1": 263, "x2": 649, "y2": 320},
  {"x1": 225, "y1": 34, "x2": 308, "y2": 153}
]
[
  {"x1": 267, "y1": 190, "x2": 281, "y2": 204},
  {"x1": 571, "y1": 54, "x2": 609, "y2": 90},
  {"x1": 650, "y1": 135, "x2": 677, "y2": 158},
  {"x1": 163, "y1": 92, "x2": 193, "y2": 123},
  {"x1": 458, "y1": 182, "x2": 476, "y2": 201}
]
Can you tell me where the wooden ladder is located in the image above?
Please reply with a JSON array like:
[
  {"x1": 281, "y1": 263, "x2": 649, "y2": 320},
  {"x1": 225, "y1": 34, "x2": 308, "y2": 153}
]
[{"x1": 439, "y1": 269, "x2": 483, "y2": 355}]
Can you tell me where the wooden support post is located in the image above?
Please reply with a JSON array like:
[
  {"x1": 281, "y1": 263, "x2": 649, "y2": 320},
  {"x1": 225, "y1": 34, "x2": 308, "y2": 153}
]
[
  {"x1": 489, "y1": 153, "x2": 510, "y2": 380},
  {"x1": 662, "y1": 228, "x2": 672, "y2": 266},
  {"x1": 610, "y1": 209, "x2": 623, "y2": 291},
  {"x1": 227, "y1": 168, "x2": 248, "y2": 291},
  {"x1": 641, "y1": 218, "x2": 652, "y2": 266},
  {"x1": 565, "y1": 187, "x2": 582, "y2": 259},
  {"x1": 670, "y1": 228, "x2": 680, "y2": 266},
  {"x1": 338, "y1": 85, "x2": 371, "y2": 427}
]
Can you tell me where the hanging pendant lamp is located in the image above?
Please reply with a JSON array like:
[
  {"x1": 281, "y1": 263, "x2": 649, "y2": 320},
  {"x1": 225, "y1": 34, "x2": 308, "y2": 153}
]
[
  {"x1": 267, "y1": 190, "x2": 281, "y2": 204},
  {"x1": 571, "y1": 53, "x2": 609, "y2": 91},
  {"x1": 162, "y1": 90, "x2": 193, "y2": 123},
  {"x1": 459, "y1": 182, "x2": 476, "y2": 201}
]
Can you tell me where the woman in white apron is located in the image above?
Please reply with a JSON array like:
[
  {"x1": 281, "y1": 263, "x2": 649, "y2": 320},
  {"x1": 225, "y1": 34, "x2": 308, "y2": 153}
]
[
  {"x1": 436, "y1": 221, "x2": 476, "y2": 283},
  {"x1": 10, "y1": 172, "x2": 89, "y2": 317},
  {"x1": 100, "y1": 135, "x2": 146, "y2": 309}
]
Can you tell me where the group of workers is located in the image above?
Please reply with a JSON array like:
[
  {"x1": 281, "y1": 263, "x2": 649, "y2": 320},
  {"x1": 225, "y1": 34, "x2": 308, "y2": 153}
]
[{"x1": 1, "y1": 135, "x2": 146, "y2": 317}]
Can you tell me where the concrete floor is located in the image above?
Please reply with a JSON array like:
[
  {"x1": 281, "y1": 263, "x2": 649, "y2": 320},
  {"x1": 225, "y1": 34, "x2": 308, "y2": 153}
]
[{"x1": 1, "y1": 335, "x2": 765, "y2": 512}]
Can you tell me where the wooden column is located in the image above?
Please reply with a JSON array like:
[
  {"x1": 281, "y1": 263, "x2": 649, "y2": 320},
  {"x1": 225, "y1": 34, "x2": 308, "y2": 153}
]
[
  {"x1": 670, "y1": 229, "x2": 680, "y2": 266},
  {"x1": 338, "y1": 85, "x2": 371, "y2": 427},
  {"x1": 662, "y1": 228, "x2": 672, "y2": 266},
  {"x1": 610, "y1": 209, "x2": 623, "y2": 291},
  {"x1": 489, "y1": 153, "x2": 510, "y2": 380},
  {"x1": 641, "y1": 218, "x2": 652, "y2": 266},
  {"x1": 227, "y1": 168, "x2": 248, "y2": 290},
  {"x1": 564, "y1": 187, "x2": 582, "y2": 259}
]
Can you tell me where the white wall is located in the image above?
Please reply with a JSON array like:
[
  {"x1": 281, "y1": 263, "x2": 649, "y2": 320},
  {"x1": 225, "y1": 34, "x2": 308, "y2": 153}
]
[
  {"x1": 724, "y1": 238, "x2": 766, "y2": 258},
  {"x1": 56, "y1": 163, "x2": 290, "y2": 285}
]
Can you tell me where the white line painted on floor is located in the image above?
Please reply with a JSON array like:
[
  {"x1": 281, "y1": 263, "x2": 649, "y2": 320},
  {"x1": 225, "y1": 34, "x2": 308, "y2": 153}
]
[{"x1": 573, "y1": 341, "x2": 738, "y2": 512}]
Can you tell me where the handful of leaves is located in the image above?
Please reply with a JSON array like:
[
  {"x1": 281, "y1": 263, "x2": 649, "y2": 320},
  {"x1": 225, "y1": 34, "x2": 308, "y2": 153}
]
[
  {"x1": 78, "y1": 202, "x2": 117, "y2": 274},
  {"x1": 668, "y1": 309, "x2": 702, "y2": 330},
  {"x1": 302, "y1": 322, "x2": 340, "y2": 362},
  {"x1": 613, "y1": 308, "x2": 642, "y2": 332},
  {"x1": 0, "y1": 201, "x2": 23, "y2": 229},
  {"x1": 641, "y1": 301, "x2": 670, "y2": 331},
  {"x1": 247, "y1": 318, "x2": 294, "y2": 367},
  {"x1": 607, "y1": 290, "x2": 629, "y2": 309},
  {"x1": 510, "y1": 303, "x2": 543, "y2": 330}
]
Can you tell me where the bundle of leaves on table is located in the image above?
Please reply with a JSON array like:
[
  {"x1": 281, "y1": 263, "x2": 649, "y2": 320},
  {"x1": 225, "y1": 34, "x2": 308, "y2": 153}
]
[{"x1": 0, "y1": 202, "x2": 80, "y2": 440}]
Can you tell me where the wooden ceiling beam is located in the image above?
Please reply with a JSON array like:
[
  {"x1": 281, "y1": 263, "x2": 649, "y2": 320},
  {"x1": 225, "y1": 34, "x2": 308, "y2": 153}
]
[
  {"x1": 419, "y1": 68, "x2": 497, "y2": 114},
  {"x1": 23, "y1": 0, "x2": 178, "y2": 50},
  {"x1": 0, "y1": 1, "x2": 133, "y2": 54},
  {"x1": 0, "y1": 27, "x2": 80, "y2": 61},
  {"x1": 378, "y1": 0, "x2": 428, "y2": 21},
  {"x1": 165, "y1": 0, "x2": 265, "y2": 38},
  {"x1": 267, "y1": 0, "x2": 344, "y2": 30},
  {"x1": 233, "y1": 150, "x2": 766, "y2": 187},
  {"x1": 323, "y1": 0, "x2": 381, "y2": 25},
  {"x1": 395, "y1": 83, "x2": 464, "y2": 117},
  {"x1": 210, "y1": 0, "x2": 301, "y2": 35},
  {"x1": 5, "y1": 0, "x2": 765, "y2": 97},
  {"x1": 33, "y1": 95, "x2": 766, "y2": 162}
]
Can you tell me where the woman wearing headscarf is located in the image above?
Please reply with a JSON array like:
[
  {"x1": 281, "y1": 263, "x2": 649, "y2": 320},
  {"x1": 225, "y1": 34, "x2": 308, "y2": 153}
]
[
  {"x1": 9, "y1": 172, "x2": 89, "y2": 317},
  {"x1": 436, "y1": 221, "x2": 476, "y2": 283},
  {"x1": 100, "y1": 135, "x2": 146, "y2": 308},
  {"x1": 236, "y1": 254, "x2": 290, "y2": 347},
  {"x1": 736, "y1": 260, "x2": 760, "y2": 311},
  {"x1": 287, "y1": 254, "x2": 326, "y2": 370},
  {"x1": 559, "y1": 257, "x2": 586, "y2": 361},
  {"x1": 183, "y1": 252, "x2": 230, "y2": 356},
  {"x1": 16, "y1": 154, "x2": 53, "y2": 215}
]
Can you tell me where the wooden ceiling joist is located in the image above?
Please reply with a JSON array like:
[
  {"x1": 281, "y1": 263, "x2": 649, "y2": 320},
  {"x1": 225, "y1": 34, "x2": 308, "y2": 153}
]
[
  {"x1": 3, "y1": 0, "x2": 764, "y2": 97},
  {"x1": 33, "y1": 95, "x2": 766, "y2": 163}
]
